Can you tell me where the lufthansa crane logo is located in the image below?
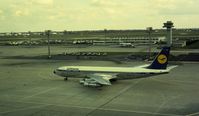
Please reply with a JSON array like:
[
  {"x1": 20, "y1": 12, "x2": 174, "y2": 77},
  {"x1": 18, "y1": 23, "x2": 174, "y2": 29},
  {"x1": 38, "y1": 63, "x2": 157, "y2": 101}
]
[{"x1": 157, "y1": 54, "x2": 167, "y2": 64}]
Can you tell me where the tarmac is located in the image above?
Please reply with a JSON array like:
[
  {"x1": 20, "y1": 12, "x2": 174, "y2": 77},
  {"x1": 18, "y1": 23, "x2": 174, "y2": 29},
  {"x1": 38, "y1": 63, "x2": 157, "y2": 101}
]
[{"x1": 0, "y1": 46, "x2": 199, "y2": 116}]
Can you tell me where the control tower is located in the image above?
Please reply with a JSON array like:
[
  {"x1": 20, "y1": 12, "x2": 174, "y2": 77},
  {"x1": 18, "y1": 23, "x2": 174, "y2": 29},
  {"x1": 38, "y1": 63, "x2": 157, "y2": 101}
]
[{"x1": 163, "y1": 21, "x2": 174, "y2": 46}]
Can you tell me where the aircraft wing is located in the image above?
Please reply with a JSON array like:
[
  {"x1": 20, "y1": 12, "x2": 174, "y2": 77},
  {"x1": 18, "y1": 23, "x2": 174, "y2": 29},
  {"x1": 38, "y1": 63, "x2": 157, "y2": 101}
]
[
  {"x1": 87, "y1": 73, "x2": 117, "y2": 86},
  {"x1": 167, "y1": 65, "x2": 178, "y2": 71}
]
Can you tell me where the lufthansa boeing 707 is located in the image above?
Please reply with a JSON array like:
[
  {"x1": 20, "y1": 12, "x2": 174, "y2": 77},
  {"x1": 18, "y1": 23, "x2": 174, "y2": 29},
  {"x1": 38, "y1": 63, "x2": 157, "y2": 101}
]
[{"x1": 53, "y1": 47, "x2": 177, "y2": 87}]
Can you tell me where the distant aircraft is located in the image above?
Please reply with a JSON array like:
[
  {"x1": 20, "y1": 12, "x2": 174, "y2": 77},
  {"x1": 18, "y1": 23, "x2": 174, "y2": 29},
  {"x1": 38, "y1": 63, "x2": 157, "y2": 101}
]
[
  {"x1": 119, "y1": 42, "x2": 135, "y2": 47},
  {"x1": 54, "y1": 47, "x2": 177, "y2": 87}
]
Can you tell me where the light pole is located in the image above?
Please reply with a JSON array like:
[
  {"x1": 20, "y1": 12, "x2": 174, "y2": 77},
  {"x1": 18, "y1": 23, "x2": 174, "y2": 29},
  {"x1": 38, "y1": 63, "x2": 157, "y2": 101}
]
[
  {"x1": 163, "y1": 21, "x2": 174, "y2": 47},
  {"x1": 45, "y1": 30, "x2": 51, "y2": 59},
  {"x1": 28, "y1": 31, "x2": 32, "y2": 48},
  {"x1": 104, "y1": 29, "x2": 107, "y2": 44},
  {"x1": 146, "y1": 27, "x2": 153, "y2": 60}
]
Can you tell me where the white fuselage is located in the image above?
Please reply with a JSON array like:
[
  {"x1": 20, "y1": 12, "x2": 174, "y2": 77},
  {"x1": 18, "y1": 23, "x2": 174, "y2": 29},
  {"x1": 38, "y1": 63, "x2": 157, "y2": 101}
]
[{"x1": 54, "y1": 65, "x2": 170, "y2": 79}]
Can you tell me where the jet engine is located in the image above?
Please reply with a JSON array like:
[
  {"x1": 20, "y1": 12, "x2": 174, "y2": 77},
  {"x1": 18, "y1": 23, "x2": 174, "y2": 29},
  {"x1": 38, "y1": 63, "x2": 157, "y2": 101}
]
[{"x1": 79, "y1": 78, "x2": 102, "y2": 87}]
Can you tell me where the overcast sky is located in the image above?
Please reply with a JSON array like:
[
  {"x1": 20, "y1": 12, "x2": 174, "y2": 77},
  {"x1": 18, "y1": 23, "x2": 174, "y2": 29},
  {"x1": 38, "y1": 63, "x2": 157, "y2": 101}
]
[{"x1": 0, "y1": 0, "x2": 199, "y2": 32}]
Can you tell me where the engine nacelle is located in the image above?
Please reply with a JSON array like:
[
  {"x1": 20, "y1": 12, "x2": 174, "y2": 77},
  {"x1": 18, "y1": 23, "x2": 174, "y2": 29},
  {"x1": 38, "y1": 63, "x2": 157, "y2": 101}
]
[
  {"x1": 80, "y1": 78, "x2": 102, "y2": 87},
  {"x1": 83, "y1": 82, "x2": 101, "y2": 87}
]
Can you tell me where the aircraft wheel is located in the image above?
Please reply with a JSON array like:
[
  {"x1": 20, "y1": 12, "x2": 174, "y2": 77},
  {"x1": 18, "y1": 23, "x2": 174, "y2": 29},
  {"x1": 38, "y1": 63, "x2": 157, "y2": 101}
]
[{"x1": 64, "y1": 77, "x2": 68, "y2": 81}]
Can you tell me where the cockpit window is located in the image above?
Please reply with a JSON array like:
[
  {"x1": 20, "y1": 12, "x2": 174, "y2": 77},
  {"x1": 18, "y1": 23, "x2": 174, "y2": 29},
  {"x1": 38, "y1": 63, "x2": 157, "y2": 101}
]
[{"x1": 57, "y1": 69, "x2": 64, "y2": 71}]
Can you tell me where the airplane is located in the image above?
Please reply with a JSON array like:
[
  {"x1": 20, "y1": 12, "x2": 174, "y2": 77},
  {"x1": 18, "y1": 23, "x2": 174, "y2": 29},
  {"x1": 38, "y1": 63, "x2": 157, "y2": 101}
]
[
  {"x1": 119, "y1": 42, "x2": 135, "y2": 48},
  {"x1": 53, "y1": 46, "x2": 177, "y2": 87}
]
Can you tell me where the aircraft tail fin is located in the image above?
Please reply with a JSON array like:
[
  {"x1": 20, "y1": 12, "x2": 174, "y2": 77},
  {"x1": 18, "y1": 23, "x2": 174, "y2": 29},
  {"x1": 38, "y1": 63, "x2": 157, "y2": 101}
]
[{"x1": 148, "y1": 46, "x2": 170, "y2": 69}]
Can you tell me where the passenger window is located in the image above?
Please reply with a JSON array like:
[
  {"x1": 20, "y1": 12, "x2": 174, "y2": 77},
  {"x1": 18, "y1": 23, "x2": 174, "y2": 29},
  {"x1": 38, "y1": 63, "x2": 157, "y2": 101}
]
[{"x1": 67, "y1": 68, "x2": 79, "y2": 72}]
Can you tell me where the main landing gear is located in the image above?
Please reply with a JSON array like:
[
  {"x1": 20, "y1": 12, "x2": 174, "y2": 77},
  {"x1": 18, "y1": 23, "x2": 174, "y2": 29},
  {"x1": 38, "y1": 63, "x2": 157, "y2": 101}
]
[{"x1": 64, "y1": 77, "x2": 68, "y2": 81}]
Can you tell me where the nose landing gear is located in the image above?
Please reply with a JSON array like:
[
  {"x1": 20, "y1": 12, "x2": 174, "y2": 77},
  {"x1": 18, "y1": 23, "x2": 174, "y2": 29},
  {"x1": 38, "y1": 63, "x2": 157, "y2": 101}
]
[{"x1": 64, "y1": 77, "x2": 68, "y2": 81}]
